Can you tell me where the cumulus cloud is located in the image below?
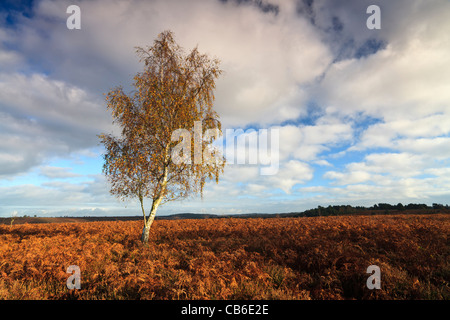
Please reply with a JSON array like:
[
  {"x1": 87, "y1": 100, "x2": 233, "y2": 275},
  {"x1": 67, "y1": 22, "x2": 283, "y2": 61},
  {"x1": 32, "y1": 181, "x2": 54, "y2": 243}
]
[
  {"x1": 0, "y1": 173, "x2": 119, "y2": 215},
  {"x1": 0, "y1": 0, "x2": 334, "y2": 175},
  {"x1": 324, "y1": 152, "x2": 428, "y2": 184},
  {"x1": 39, "y1": 166, "x2": 81, "y2": 179},
  {"x1": 0, "y1": 72, "x2": 113, "y2": 176},
  {"x1": 277, "y1": 109, "x2": 354, "y2": 162},
  {"x1": 351, "y1": 114, "x2": 450, "y2": 151},
  {"x1": 1, "y1": 0, "x2": 449, "y2": 215},
  {"x1": 302, "y1": 0, "x2": 450, "y2": 206},
  {"x1": 313, "y1": 0, "x2": 450, "y2": 122},
  {"x1": 267, "y1": 159, "x2": 313, "y2": 193},
  {"x1": 4, "y1": 0, "x2": 333, "y2": 127}
]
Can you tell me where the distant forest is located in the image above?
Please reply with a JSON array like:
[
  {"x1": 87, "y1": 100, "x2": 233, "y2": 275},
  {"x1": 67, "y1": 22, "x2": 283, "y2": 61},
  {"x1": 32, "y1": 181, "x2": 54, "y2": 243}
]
[
  {"x1": 4, "y1": 203, "x2": 449, "y2": 224},
  {"x1": 161, "y1": 202, "x2": 450, "y2": 220},
  {"x1": 283, "y1": 202, "x2": 450, "y2": 218}
]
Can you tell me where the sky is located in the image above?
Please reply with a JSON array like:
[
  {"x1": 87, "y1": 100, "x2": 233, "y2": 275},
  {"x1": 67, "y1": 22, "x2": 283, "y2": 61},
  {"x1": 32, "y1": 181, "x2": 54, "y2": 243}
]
[{"x1": 0, "y1": 0, "x2": 449, "y2": 217}]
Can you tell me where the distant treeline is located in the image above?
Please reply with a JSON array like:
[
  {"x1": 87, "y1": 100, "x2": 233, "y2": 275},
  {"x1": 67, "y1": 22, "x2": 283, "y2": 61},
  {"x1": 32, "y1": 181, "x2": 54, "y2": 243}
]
[
  {"x1": 4, "y1": 203, "x2": 449, "y2": 224},
  {"x1": 285, "y1": 203, "x2": 450, "y2": 218}
]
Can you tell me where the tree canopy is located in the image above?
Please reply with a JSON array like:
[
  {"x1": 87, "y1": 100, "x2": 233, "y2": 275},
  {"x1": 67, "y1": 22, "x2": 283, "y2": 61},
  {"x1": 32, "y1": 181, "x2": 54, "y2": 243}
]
[{"x1": 99, "y1": 30, "x2": 225, "y2": 243}]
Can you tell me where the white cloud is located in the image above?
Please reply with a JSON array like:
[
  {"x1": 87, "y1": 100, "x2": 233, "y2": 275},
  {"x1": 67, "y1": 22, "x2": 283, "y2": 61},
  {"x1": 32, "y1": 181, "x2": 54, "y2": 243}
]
[
  {"x1": 307, "y1": 0, "x2": 450, "y2": 206},
  {"x1": 1, "y1": 0, "x2": 450, "y2": 215},
  {"x1": 324, "y1": 170, "x2": 373, "y2": 185},
  {"x1": 39, "y1": 166, "x2": 80, "y2": 179},
  {"x1": 5, "y1": 0, "x2": 333, "y2": 127},
  {"x1": 322, "y1": 150, "x2": 450, "y2": 204},
  {"x1": 396, "y1": 137, "x2": 450, "y2": 159},
  {"x1": 349, "y1": 153, "x2": 427, "y2": 178},
  {"x1": 324, "y1": 152, "x2": 429, "y2": 186},
  {"x1": 0, "y1": 72, "x2": 113, "y2": 176},
  {"x1": 314, "y1": 0, "x2": 450, "y2": 121},
  {"x1": 0, "y1": 173, "x2": 119, "y2": 216},
  {"x1": 267, "y1": 159, "x2": 313, "y2": 193},
  {"x1": 352, "y1": 114, "x2": 450, "y2": 150},
  {"x1": 277, "y1": 111, "x2": 354, "y2": 162}
]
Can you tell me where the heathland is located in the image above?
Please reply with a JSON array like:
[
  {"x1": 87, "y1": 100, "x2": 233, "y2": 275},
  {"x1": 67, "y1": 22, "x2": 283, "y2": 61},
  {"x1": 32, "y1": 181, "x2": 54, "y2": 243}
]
[{"x1": 0, "y1": 213, "x2": 448, "y2": 299}]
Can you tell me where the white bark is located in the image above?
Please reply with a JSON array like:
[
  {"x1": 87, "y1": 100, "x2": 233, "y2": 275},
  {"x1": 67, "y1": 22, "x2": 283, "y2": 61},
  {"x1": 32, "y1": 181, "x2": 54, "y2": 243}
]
[
  {"x1": 141, "y1": 197, "x2": 161, "y2": 243},
  {"x1": 141, "y1": 148, "x2": 170, "y2": 244}
]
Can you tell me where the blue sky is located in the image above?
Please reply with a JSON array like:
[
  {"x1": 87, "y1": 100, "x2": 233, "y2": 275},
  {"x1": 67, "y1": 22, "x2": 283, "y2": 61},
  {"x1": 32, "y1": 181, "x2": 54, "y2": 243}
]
[{"x1": 0, "y1": 0, "x2": 449, "y2": 217}]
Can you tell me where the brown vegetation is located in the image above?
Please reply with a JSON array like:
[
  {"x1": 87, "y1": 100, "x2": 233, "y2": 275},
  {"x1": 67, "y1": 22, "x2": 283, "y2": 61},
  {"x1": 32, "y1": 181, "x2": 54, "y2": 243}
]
[{"x1": 0, "y1": 214, "x2": 448, "y2": 299}]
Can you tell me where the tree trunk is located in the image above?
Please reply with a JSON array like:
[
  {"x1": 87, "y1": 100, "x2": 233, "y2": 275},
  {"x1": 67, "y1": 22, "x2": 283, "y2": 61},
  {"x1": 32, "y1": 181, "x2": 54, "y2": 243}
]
[
  {"x1": 141, "y1": 196, "x2": 162, "y2": 244},
  {"x1": 141, "y1": 158, "x2": 169, "y2": 244},
  {"x1": 141, "y1": 223, "x2": 151, "y2": 244}
]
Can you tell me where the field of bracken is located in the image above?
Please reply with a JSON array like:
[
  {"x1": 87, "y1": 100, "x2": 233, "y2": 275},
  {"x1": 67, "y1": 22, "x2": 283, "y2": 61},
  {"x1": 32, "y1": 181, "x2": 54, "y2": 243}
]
[{"x1": 0, "y1": 214, "x2": 448, "y2": 299}]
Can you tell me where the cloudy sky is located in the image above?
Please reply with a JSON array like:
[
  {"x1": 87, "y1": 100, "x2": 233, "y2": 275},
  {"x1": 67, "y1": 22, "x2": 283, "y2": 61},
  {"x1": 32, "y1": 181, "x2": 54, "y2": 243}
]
[{"x1": 0, "y1": 0, "x2": 449, "y2": 217}]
